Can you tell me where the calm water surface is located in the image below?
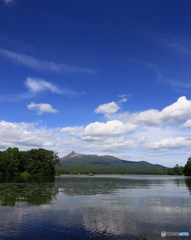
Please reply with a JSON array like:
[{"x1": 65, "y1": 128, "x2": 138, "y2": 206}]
[{"x1": 0, "y1": 174, "x2": 191, "y2": 240}]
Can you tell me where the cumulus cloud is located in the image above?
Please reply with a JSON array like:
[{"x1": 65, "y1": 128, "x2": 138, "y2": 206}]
[
  {"x1": 144, "y1": 137, "x2": 191, "y2": 150},
  {"x1": 61, "y1": 126, "x2": 83, "y2": 136},
  {"x1": 0, "y1": 49, "x2": 96, "y2": 74},
  {"x1": 0, "y1": 121, "x2": 46, "y2": 149},
  {"x1": 161, "y1": 96, "x2": 191, "y2": 122},
  {"x1": 94, "y1": 102, "x2": 121, "y2": 117},
  {"x1": 134, "y1": 96, "x2": 191, "y2": 126},
  {"x1": 182, "y1": 119, "x2": 191, "y2": 128},
  {"x1": 84, "y1": 120, "x2": 136, "y2": 137},
  {"x1": 0, "y1": 121, "x2": 80, "y2": 155},
  {"x1": 82, "y1": 136, "x2": 138, "y2": 152},
  {"x1": 94, "y1": 95, "x2": 130, "y2": 118},
  {"x1": 134, "y1": 109, "x2": 161, "y2": 126},
  {"x1": 27, "y1": 102, "x2": 58, "y2": 115}
]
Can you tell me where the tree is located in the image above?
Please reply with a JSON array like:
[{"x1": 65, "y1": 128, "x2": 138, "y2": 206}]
[
  {"x1": 0, "y1": 147, "x2": 60, "y2": 176},
  {"x1": 0, "y1": 148, "x2": 21, "y2": 175},
  {"x1": 183, "y1": 157, "x2": 191, "y2": 176},
  {"x1": 168, "y1": 164, "x2": 184, "y2": 175},
  {"x1": 25, "y1": 148, "x2": 60, "y2": 176},
  {"x1": 0, "y1": 151, "x2": 6, "y2": 175}
]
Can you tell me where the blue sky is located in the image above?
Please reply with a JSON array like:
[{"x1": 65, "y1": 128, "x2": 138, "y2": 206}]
[{"x1": 1, "y1": 0, "x2": 191, "y2": 167}]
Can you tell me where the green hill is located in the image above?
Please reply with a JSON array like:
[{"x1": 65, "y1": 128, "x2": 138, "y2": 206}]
[{"x1": 57, "y1": 151, "x2": 169, "y2": 174}]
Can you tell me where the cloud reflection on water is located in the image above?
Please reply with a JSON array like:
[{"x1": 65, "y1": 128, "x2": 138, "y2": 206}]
[{"x1": 0, "y1": 175, "x2": 191, "y2": 239}]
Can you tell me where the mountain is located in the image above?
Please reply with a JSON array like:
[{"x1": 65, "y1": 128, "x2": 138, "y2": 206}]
[
  {"x1": 61, "y1": 151, "x2": 81, "y2": 160},
  {"x1": 58, "y1": 151, "x2": 169, "y2": 174}
]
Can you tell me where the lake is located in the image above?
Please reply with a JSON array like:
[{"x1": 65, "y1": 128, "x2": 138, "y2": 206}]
[{"x1": 0, "y1": 174, "x2": 191, "y2": 240}]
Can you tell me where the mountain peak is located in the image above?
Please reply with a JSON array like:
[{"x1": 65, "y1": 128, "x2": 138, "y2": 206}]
[
  {"x1": 61, "y1": 151, "x2": 81, "y2": 160},
  {"x1": 70, "y1": 150, "x2": 76, "y2": 155}
]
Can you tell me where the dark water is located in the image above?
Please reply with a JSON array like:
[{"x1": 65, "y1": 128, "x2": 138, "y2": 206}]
[{"x1": 0, "y1": 174, "x2": 191, "y2": 240}]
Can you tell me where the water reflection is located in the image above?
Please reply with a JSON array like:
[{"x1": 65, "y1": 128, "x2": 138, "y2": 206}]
[
  {"x1": 0, "y1": 175, "x2": 191, "y2": 239},
  {"x1": 55, "y1": 177, "x2": 151, "y2": 195},
  {"x1": 185, "y1": 178, "x2": 191, "y2": 194},
  {"x1": 55, "y1": 175, "x2": 191, "y2": 196},
  {"x1": 0, "y1": 176, "x2": 58, "y2": 206},
  {"x1": 1, "y1": 175, "x2": 191, "y2": 207}
]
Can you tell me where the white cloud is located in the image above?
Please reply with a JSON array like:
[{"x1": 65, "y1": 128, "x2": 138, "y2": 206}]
[
  {"x1": 118, "y1": 94, "x2": 129, "y2": 103},
  {"x1": 25, "y1": 77, "x2": 85, "y2": 97},
  {"x1": 134, "y1": 109, "x2": 161, "y2": 126},
  {"x1": 134, "y1": 96, "x2": 191, "y2": 126},
  {"x1": 160, "y1": 96, "x2": 191, "y2": 122},
  {"x1": 27, "y1": 102, "x2": 58, "y2": 115},
  {"x1": 0, "y1": 121, "x2": 45, "y2": 149},
  {"x1": 61, "y1": 126, "x2": 83, "y2": 136},
  {"x1": 82, "y1": 136, "x2": 138, "y2": 152},
  {"x1": 94, "y1": 102, "x2": 121, "y2": 117},
  {"x1": 0, "y1": 49, "x2": 96, "y2": 74},
  {"x1": 182, "y1": 119, "x2": 191, "y2": 128},
  {"x1": 0, "y1": 77, "x2": 84, "y2": 101},
  {"x1": 94, "y1": 95, "x2": 130, "y2": 118},
  {"x1": 25, "y1": 77, "x2": 62, "y2": 94},
  {"x1": 0, "y1": 121, "x2": 81, "y2": 156},
  {"x1": 84, "y1": 120, "x2": 136, "y2": 137},
  {"x1": 144, "y1": 137, "x2": 191, "y2": 150}
]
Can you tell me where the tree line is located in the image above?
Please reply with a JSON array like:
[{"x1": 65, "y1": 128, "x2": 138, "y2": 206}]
[
  {"x1": 168, "y1": 157, "x2": 191, "y2": 176},
  {"x1": 0, "y1": 148, "x2": 60, "y2": 176},
  {"x1": 56, "y1": 166, "x2": 168, "y2": 175}
]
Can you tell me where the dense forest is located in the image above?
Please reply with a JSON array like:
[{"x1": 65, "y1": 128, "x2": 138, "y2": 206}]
[{"x1": 0, "y1": 148, "x2": 60, "y2": 176}]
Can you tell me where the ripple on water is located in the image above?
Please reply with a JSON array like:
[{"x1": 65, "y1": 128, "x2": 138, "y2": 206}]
[{"x1": 0, "y1": 176, "x2": 191, "y2": 239}]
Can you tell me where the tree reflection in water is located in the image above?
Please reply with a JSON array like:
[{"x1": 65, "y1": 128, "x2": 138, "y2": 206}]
[
  {"x1": 0, "y1": 175, "x2": 190, "y2": 240},
  {"x1": 1, "y1": 176, "x2": 191, "y2": 207},
  {"x1": 185, "y1": 178, "x2": 191, "y2": 194},
  {"x1": 0, "y1": 176, "x2": 58, "y2": 206}
]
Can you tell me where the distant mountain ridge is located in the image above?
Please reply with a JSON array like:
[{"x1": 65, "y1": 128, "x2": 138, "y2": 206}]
[{"x1": 59, "y1": 151, "x2": 169, "y2": 174}]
